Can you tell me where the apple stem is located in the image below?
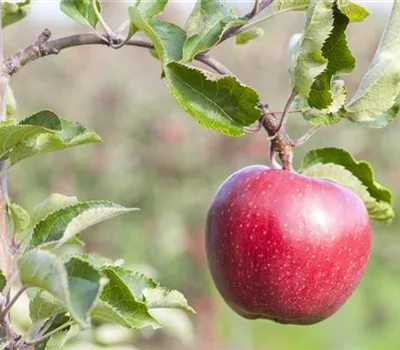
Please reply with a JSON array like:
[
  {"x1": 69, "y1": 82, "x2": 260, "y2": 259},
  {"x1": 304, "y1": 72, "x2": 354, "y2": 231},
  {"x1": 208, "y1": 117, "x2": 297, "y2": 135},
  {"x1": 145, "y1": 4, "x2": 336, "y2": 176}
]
[
  {"x1": 269, "y1": 143, "x2": 282, "y2": 169},
  {"x1": 261, "y1": 107, "x2": 294, "y2": 171}
]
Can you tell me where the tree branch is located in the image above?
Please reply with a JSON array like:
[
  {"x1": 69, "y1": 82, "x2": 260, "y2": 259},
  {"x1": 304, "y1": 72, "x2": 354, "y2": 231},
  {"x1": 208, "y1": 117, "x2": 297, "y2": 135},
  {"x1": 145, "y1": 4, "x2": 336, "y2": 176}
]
[
  {"x1": 0, "y1": 0, "x2": 277, "y2": 78},
  {"x1": 2, "y1": 30, "x2": 241, "y2": 79},
  {"x1": 0, "y1": 0, "x2": 12, "y2": 285},
  {"x1": 2, "y1": 31, "x2": 153, "y2": 77},
  {"x1": 196, "y1": 54, "x2": 235, "y2": 76},
  {"x1": 0, "y1": 286, "x2": 28, "y2": 320}
]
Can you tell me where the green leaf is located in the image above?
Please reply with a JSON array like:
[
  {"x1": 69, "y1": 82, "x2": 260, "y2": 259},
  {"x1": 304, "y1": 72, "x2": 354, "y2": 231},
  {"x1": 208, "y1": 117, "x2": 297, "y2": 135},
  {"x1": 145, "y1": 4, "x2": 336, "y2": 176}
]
[
  {"x1": 10, "y1": 117, "x2": 102, "y2": 164},
  {"x1": 165, "y1": 62, "x2": 261, "y2": 137},
  {"x1": 184, "y1": 1, "x2": 203, "y2": 33},
  {"x1": 94, "y1": 268, "x2": 160, "y2": 329},
  {"x1": 44, "y1": 324, "x2": 80, "y2": 350},
  {"x1": 6, "y1": 86, "x2": 16, "y2": 117},
  {"x1": 30, "y1": 292, "x2": 66, "y2": 323},
  {"x1": 150, "y1": 20, "x2": 187, "y2": 63},
  {"x1": 129, "y1": 7, "x2": 187, "y2": 67},
  {"x1": 106, "y1": 266, "x2": 194, "y2": 313},
  {"x1": 182, "y1": 11, "x2": 247, "y2": 62},
  {"x1": 66, "y1": 233, "x2": 85, "y2": 247},
  {"x1": 236, "y1": 27, "x2": 264, "y2": 45},
  {"x1": 19, "y1": 110, "x2": 62, "y2": 129},
  {"x1": 290, "y1": 0, "x2": 334, "y2": 98},
  {"x1": 274, "y1": 0, "x2": 369, "y2": 22},
  {"x1": 35, "y1": 315, "x2": 79, "y2": 350},
  {"x1": 21, "y1": 251, "x2": 102, "y2": 326},
  {"x1": 65, "y1": 253, "x2": 114, "y2": 269},
  {"x1": 30, "y1": 193, "x2": 78, "y2": 229},
  {"x1": 144, "y1": 288, "x2": 195, "y2": 312},
  {"x1": 293, "y1": 79, "x2": 347, "y2": 125},
  {"x1": 0, "y1": 110, "x2": 62, "y2": 158},
  {"x1": 308, "y1": 5, "x2": 355, "y2": 109},
  {"x1": 106, "y1": 267, "x2": 157, "y2": 301},
  {"x1": 29, "y1": 257, "x2": 194, "y2": 330},
  {"x1": 346, "y1": 1, "x2": 400, "y2": 124},
  {"x1": 127, "y1": 0, "x2": 168, "y2": 38},
  {"x1": 301, "y1": 148, "x2": 395, "y2": 222},
  {"x1": 93, "y1": 266, "x2": 194, "y2": 328},
  {"x1": 302, "y1": 163, "x2": 394, "y2": 222},
  {"x1": 18, "y1": 251, "x2": 71, "y2": 322},
  {"x1": 337, "y1": 0, "x2": 369, "y2": 22},
  {"x1": 2, "y1": 0, "x2": 30, "y2": 28},
  {"x1": 64, "y1": 256, "x2": 104, "y2": 323},
  {"x1": 92, "y1": 300, "x2": 132, "y2": 328},
  {"x1": 8, "y1": 202, "x2": 30, "y2": 233},
  {"x1": 33, "y1": 314, "x2": 77, "y2": 350},
  {"x1": 33, "y1": 315, "x2": 62, "y2": 349},
  {"x1": 275, "y1": 0, "x2": 309, "y2": 11},
  {"x1": 136, "y1": 0, "x2": 167, "y2": 18},
  {"x1": 60, "y1": 0, "x2": 101, "y2": 28},
  {"x1": 184, "y1": 0, "x2": 224, "y2": 32},
  {"x1": 28, "y1": 201, "x2": 137, "y2": 250},
  {"x1": 358, "y1": 92, "x2": 400, "y2": 128},
  {"x1": 183, "y1": 0, "x2": 248, "y2": 62},
  {"x1": 0, "y1": 269, "x2": 5, "y2": 292}
]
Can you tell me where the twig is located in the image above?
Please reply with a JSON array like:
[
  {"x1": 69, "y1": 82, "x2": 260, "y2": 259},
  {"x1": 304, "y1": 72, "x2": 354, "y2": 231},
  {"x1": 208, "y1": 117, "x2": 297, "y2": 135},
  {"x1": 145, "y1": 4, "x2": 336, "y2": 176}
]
[
  {"x1": 1, "y1": 269, "x2": 19, "y2": 299},
  {"x1": 35, "y1": 316, "x2": 57, "y2": 339},
  {"x1": 115, "y1": 19, "x2": 130, "y2": 36},
  {"x1": 270, "y1": 109, "x2": 304, "y2": 115},
  {"x1": 236, "y1": 5, "x2": 308, "y2": 36},
  {"x1": 276, "y1": 89, "x2": 297, "y2": 133},
  {"x1": 243, "y1": 120, "x2": 263, "y2": 134},
  {"x1": 196, "y1": 54, "x2": 235, "y2": 76},
  {"x1": 0, "y1": 285, "x2": 28, "y2": 320},
  {"x1": 15, "y1": 319, "x2": 42, "y2": 346},
  {"x1": 249, "y1": 0, "x2": 260, "y2": 18},
  {"x1": 219, "y1": 0, "x2": 274, "y2": 43},
  {"x1": 258, "y1": 0, "x2": 277, "y2": 14},
  {"x1": 17, "y1": 231, "x2": 31, "y2": 246},
  {"x1": 92, "y1": 0, "x2": 113, "y2": 39},
  {"x1": 26, "y1": 321, "x2": 75, "y2": 347}
]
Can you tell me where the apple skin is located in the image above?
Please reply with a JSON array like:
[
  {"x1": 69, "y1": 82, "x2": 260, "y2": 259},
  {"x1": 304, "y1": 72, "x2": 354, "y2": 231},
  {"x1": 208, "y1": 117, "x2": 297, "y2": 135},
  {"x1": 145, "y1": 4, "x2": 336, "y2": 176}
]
[{"x1": 206, "y1": 165, "x2": 371, "y2": 325}]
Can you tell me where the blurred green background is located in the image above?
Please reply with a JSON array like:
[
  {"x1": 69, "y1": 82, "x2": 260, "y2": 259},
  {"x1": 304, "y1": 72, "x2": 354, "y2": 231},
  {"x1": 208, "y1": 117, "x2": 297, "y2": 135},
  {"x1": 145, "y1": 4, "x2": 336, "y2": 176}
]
[{"x1": 5, "y1": 2, "x2": 400, "y2": 349}]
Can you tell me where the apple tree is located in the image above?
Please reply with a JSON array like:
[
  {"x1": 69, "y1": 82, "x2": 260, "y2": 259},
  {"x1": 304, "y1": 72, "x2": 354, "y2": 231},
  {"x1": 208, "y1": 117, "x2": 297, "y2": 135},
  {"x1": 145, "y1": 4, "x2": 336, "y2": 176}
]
[{"x1": 0, "y1": 0, "x2": 398, "y2": 348}]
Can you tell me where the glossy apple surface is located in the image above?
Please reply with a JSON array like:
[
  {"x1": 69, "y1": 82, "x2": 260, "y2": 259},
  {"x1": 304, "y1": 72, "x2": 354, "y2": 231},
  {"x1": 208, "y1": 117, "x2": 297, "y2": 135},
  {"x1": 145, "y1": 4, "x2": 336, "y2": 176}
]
[{"x1": 206, "y1": 165, "x2": 371, "y2": 325}]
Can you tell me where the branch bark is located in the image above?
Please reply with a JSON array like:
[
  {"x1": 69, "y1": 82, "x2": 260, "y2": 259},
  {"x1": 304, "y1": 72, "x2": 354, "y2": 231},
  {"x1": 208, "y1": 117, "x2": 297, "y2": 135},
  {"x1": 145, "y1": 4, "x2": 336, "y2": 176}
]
[
  {"x1": 2, "y1": 31, "x2": 153, "y2": 77},
  {"x1": 0, "y1": 2, "x2": 23, "y2": 347},
  {"x1": 0, "y1": 0, "x2": 12, "y2": 283},
  {"x1": 2, "y1": 0, "x2": 277, "y2": 77}
]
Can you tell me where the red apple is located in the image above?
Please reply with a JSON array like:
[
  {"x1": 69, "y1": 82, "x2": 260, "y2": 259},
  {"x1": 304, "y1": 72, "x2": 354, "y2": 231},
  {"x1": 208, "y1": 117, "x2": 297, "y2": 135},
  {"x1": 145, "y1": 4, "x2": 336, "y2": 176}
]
[{"x1": 206, "y1": 165, "x2": 371, "y2": 325}]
